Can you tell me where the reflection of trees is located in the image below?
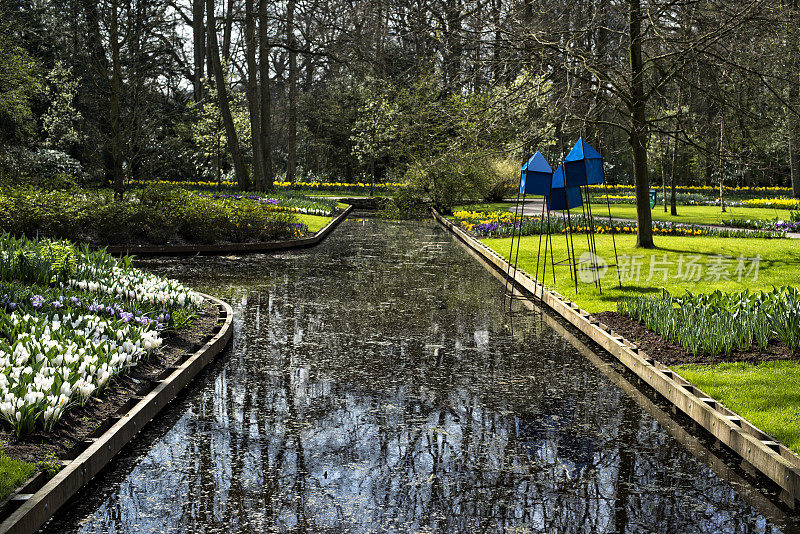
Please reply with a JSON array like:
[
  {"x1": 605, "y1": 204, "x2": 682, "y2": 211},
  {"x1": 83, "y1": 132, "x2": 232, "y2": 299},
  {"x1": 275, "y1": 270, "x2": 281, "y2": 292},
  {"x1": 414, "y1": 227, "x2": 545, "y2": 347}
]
[{"x1": 57, "y1": 218, "x2": 788, "y2": 534}]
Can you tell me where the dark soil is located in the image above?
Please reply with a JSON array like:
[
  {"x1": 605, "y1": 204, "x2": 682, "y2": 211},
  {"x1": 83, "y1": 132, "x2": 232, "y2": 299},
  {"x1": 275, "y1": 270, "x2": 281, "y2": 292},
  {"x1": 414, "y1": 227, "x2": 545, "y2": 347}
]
[
  {"x1": 0, "y1": 300, "x2": 219, "y2": 465},
  {"x1": 595, "y1": 311, "x2": 797, "y2": 366}
]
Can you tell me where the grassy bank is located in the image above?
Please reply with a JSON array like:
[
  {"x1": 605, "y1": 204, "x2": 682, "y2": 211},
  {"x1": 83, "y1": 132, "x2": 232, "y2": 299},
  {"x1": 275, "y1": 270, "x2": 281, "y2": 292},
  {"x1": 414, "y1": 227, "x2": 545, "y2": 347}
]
[
  {"x1": 673, "y1": 361, "x2": 800, "y2": 454},
  {"x1": 481, "y1": 233, "x2": 800, "y2": 312}
]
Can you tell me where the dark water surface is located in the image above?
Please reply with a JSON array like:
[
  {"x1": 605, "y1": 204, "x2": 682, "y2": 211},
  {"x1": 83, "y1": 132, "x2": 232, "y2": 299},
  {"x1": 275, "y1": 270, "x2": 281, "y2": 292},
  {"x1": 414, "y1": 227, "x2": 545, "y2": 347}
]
[{"x1": 42, "y1": 216, "x2": 798, "y2": 533}]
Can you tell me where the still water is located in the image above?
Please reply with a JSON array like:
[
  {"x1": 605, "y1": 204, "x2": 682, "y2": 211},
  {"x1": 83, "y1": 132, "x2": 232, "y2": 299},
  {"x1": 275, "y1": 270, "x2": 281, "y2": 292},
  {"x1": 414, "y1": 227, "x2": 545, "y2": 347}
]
[{"x1": 43, "y1": 216, "x2": 797, "y2": 533}]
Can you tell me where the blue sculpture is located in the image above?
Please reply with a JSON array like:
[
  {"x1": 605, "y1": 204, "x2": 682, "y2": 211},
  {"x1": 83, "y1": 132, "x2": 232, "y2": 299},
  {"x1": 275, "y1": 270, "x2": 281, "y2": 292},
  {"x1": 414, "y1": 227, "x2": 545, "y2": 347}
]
[
  {"x1": 563, "y1": 138, "x2": 604, "y2": 187},
  {"x1": 520, "y1": 151, "x2": 553, "y2": 195}
]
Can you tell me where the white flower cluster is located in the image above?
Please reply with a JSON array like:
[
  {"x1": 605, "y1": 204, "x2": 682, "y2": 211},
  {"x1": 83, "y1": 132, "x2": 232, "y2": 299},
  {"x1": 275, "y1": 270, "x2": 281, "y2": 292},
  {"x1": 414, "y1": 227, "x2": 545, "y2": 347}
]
[
  {"x1": 0, "y1": 312, "x2": 162, "y2": 436},
  {"x1": 68, "y1": 265, "x2": 203, "y2": 309}
]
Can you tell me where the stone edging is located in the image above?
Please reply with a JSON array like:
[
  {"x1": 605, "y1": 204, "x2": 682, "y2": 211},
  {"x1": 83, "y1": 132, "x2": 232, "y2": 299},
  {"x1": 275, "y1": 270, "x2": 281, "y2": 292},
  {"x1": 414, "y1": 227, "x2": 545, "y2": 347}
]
[
  {"x1": 0, "y1": 293, "x2": 234, "y2": 534},
  {"x1": 432, "y1": 209, "x2": 800, "y2": 506},
  {"x1": 105, "y1": 205, "x2": 353, "y2": 256}
]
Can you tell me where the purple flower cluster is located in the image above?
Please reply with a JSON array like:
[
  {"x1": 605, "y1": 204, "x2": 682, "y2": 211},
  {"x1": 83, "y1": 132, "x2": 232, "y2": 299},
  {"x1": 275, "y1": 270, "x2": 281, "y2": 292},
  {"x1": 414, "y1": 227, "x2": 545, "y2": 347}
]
[
  {"x1": 773, "y1": 221, "x2": 800, "y2": 233},
  {"x1": 200, "y1": 193, "x2": 280, "y2": 205},
  {"x1": 1, "y1": 292, "x2": 163, "y2": 330}
]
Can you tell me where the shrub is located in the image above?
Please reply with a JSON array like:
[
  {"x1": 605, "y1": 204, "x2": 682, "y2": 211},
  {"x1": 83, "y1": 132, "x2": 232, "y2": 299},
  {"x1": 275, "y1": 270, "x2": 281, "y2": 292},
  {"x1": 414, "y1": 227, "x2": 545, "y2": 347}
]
[
  {"x1": 482, "y1": 158, "x2": 518, "y2": 202},
  {"x1": 405, "y1": 153, "x2": 489, "y2": 214}
]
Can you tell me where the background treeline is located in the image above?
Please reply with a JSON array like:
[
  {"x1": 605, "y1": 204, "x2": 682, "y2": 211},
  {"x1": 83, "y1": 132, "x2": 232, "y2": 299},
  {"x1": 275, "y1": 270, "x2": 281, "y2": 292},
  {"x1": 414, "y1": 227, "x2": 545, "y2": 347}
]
[{"x1": 0, "y1": 0, "x2": 798, "y2": 210}]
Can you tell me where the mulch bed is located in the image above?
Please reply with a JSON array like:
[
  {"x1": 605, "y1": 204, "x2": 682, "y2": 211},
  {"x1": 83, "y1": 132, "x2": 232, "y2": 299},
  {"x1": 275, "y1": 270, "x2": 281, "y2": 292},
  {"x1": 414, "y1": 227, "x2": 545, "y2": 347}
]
[
  {"x1": 595, "y1": 311, "x2": 797, "y2": 366},
  {"x1": 0, "y1": 300, "x2": 219, "y2": 465}
]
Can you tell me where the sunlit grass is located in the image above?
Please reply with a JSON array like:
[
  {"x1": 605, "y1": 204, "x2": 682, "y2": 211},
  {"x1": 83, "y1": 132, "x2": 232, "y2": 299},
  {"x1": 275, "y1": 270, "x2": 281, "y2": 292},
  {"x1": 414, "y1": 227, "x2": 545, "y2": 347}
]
[
  {"x1": 481, "y1": 234, "x2": 800, "y2": 313},
  {"x1": 672, "y1": 361, "x2": 800, "y2": 454},
  {"x1": 0, "y1": 453, "x2": 36, "y2": 501},
  {"x1": 297, "y1": 214, "x2": 333, "y2": 233}
]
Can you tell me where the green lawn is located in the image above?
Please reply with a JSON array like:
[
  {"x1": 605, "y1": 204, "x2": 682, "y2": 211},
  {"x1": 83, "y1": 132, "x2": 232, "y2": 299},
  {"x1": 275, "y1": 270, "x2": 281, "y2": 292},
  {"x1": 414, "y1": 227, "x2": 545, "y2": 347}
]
[
  {"x1": 0, "y1": 453, "x2": 36, "y2": 501},
  {"x1": 673, "y1": 361, "x2": 800, "y2": 454},
  {"x1": 481, "y1": 233, "x2": 800, "y2": 313},
  {"x1": 297, "y1": 214, "x2": 333, "y2": 233}
]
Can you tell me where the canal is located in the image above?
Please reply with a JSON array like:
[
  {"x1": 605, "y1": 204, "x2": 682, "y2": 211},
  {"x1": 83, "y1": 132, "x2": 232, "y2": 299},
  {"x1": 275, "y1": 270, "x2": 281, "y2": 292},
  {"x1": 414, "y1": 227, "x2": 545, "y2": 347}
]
[{"x1": 42, "y1": 215, "x2": 798, "y2": 532}]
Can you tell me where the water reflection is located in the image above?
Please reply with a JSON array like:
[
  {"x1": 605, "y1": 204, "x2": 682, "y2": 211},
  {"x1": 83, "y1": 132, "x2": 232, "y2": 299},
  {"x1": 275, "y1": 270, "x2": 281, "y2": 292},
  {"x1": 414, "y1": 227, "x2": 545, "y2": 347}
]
[{"x1": 42, "y1": 217, "x2": 796, "y2": 533}]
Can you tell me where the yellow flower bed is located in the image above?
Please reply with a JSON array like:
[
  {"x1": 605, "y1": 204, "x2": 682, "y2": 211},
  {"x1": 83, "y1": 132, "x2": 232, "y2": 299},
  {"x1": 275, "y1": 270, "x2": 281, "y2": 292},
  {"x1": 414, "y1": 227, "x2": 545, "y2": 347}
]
[
  {"x1": 587, "y1": 184, "x2": 792, "y2": 194},
  {"x1": 742, "y1": 197, "x2": 800, "y2": 209}
]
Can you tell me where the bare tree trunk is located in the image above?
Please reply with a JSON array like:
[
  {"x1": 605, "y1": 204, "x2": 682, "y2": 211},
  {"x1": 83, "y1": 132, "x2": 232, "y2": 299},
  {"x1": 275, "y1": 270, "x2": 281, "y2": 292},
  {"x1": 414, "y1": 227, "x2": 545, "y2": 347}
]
[
  {"x1": 718, "y1": 106, "x2": 726, "y2": 213},
  {"x1": 670, "y1": 85, "x2": 682, "y2": 216},
  {"x1": 222, "y1": 0, "x2": 234, "y2": 61},
  {"x1": 207, "y1": 0, "x2": 249, "y2": 190},
  {"x1": 110, "y1": 0, "x2": 124, "y2": 200},
  {"x1": 259, "y1": 0, "x2": 273, "y2": 190},
  {"x1": 789, "y1": 0, "x2": 800, "y2": 197},
  {"x1": 192, "y1": 0, "x2": 206, "y2": 100},
  {"x1": 628, "y1": 0, "x2": 653, "y2": 248},
  {"x1": 286, "y1": 0, "x2": 298, "y2": 182},
  {"x1": 245, "y1": 0, "x2": 264, "y2": 190}
]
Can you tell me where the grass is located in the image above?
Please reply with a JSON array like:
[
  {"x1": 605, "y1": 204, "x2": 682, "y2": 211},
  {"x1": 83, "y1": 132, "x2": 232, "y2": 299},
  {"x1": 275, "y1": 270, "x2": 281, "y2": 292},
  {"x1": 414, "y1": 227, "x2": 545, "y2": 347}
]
[
  {"x1": 297, "y1": 214, "x2": 333, "y2": 233},
  {"x1": 672, "y1": 361, "x2": 800, "y2": 454},
  {"x1": 0, "y1": 452, "x2": 36, "y2": 501},
  {"x1": 481, "y1": 233, "x2": 800, "y2": 313},
  {"x1": 599, "y1": 204, "x2": 790, "y2": 226}
]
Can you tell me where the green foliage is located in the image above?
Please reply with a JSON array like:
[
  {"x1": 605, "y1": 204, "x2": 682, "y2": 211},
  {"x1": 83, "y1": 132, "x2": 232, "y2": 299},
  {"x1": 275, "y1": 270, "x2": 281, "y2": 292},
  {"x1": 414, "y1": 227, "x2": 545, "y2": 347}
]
[
  {"x1": 0, "y1": 18, "x2": 41, "y2": 143},
  {"x1": 618, "y1": 287, "x2": 800, "y2": 356},
  {"x1": 0, "y1": 446, "x2": 36, "y2": 501},
  {"x1": 0, "y1": 185, "x2": 299, "y2": 245},
  {"x1": 37, "y1": 451, "x2": 62, "y2": 477},
  {"x1": 482, "y1": 159, "x2": 518, "y2": 202},
  {"x1": 192, "y1": 76, "x2": 251, "y2": 180},
  {"x1": 380, "y1": 187, "x2": 429, "y2": 219},
  {"x1": 404, "y1": 152, "x2": 495, "y2": 213}
]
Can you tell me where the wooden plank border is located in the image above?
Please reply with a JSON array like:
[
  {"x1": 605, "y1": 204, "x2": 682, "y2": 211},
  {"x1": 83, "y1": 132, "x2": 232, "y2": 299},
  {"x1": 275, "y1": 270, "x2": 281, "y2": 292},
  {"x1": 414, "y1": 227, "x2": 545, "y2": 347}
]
[
  {"x1": 105, "y1": 205, "x2": 353, "y2": 256},
  {"x1": 0, "y1": 294, "x2": 234, "y2": 534},
  {"x1": 432, "y1": 209, "x2": 800, "y2": 504}
]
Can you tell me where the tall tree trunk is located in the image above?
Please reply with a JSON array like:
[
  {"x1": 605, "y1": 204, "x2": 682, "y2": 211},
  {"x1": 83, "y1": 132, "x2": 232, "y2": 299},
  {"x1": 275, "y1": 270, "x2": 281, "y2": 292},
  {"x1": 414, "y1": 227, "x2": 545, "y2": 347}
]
[
  {"x1": 718, "y1": 108, "x2": 726, "y2": 212},
  {"x1": 670, "y1": 85, "x2": 682, "y2": 216},
  {"x1": 192, "y1": 0, "x2": 206, "y2": 100},
  {"x1": 259, "y1": 0, "x2": 273, "y2": 190},
  {"x1": 789, "y1": 0, "x2": 800, "y2": 197},
  {"x1": 245, "y1": 0, "x2": 264, "y2": 190},
  {"x1": 286, "y1": 0, "x2": 298, "y2": 182},
  {"x1": 80, "y1": 0, "x2": 115, "y2": 187},
  {"x1": 628, "y1": 0, "x2": 653, "y2": 248},
  {"x1": 110, "y1": 0, "x2": 124, "y2": 200},
  {"x1": 207, "y1": 0, "x2": 249, "y2": 190},
  {"x1": 222, "y1": 0, "x2": 234, "y2": 61}
]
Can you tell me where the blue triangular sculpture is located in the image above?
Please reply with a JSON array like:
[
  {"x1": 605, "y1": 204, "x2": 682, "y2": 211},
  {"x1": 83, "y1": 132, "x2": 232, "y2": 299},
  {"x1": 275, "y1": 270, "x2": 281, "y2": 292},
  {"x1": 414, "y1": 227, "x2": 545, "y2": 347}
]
[
  {"x1": 563, "y1": 138, "x2": 605, "y2": 187},
  {"x1": 547, "y1": 165, "x2": 583, "y2": 210},
  {"x1": 520, "y1": 151, "x2": 553, "y2": 195}
]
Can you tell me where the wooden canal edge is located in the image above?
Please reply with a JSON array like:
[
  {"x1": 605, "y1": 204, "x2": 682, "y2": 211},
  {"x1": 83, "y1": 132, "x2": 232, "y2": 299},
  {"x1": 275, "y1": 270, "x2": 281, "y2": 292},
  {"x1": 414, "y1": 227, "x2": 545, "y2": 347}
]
[
  {"x1": 0, "y1": 294, "x2": 234, "y2": 534},
  {"x1": 105, "y1": 204, "x2": 353, "y2": 256},
  {"x1": 432, "y1": 209, "x2": 800, "y2": 507}
]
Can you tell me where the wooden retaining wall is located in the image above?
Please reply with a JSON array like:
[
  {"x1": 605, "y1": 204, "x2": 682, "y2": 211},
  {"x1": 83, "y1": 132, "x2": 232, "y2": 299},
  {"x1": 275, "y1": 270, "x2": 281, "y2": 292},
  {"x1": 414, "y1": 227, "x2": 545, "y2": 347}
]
[
  {"x1": 106, "y1": 205, "x2": 352, "y2": 256},
  {"x1": 0, "y1": 294, "x2": 234, "y2": 534},
  {"x1": 433, "y1": 209, "x2": 800, "y2": 506}
]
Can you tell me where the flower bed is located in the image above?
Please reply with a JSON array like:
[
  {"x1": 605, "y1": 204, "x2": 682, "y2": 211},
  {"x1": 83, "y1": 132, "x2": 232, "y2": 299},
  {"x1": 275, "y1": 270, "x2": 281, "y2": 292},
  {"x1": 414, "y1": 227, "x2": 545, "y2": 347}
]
[
  {"x1": 451, "y1": 210, "x2": 785, "y2": 239},
  {"x1": 0, "y1": 234, "x2": 202, "y2": 438},
  {"x1": 0, "y1": 185, "x2": 307, "y2": 245},
  {"x1": 742, "y1": 197, "x2": 800, "y2": 210},
  {"x1": 196, "y1": 192, "x2": 337, "y2": 216},
  {"x1": 618, "y1": 288, "x2": 800, "y2": 357}
]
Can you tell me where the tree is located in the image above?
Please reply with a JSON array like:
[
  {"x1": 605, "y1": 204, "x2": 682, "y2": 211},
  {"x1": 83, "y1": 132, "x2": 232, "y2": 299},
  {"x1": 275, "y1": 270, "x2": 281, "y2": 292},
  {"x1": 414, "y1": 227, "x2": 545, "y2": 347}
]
[
  {"x1": 0, "y1": 14, "x2": 40, "y2": 144},
  {"x1": 207, "y1": 0, "x2": 249, "y2": 189}
]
